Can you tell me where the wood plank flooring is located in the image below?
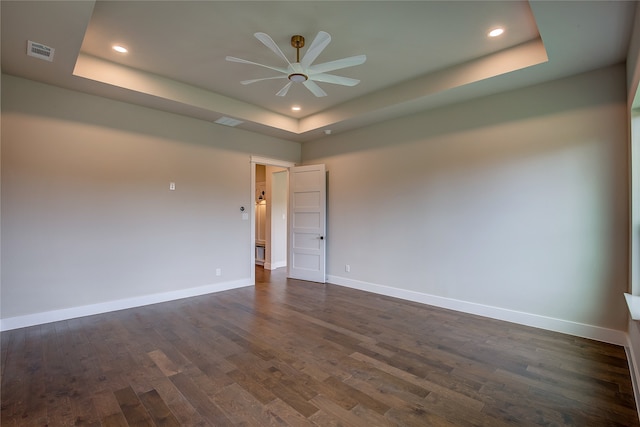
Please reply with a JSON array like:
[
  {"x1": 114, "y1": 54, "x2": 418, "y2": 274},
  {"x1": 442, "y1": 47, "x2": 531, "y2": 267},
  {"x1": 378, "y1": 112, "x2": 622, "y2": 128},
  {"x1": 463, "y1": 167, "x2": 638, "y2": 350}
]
[{"x1": 2, "y1": 267, "x2": 639, "y2": 426}]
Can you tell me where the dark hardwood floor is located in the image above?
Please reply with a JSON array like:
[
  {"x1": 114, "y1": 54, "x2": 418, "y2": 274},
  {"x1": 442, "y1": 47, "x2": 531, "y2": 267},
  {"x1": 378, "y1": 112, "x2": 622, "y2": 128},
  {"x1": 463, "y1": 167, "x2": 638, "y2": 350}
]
[{"x1": 2, "y1": 267, "x2": 639, "y2": 426}]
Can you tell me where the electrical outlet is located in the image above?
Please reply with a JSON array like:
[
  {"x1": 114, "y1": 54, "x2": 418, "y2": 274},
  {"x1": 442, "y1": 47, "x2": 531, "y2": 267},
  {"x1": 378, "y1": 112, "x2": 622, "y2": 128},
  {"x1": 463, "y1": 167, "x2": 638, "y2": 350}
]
[
  {"x1": 345, "y1": 264, "x2": 351, "y2": 273},
  {"x1": 169, "y1": 182, "x2": 176, "y2": 191},
  {"x1": 216, "y1": 268, "x2": 221, "y2": 276}
]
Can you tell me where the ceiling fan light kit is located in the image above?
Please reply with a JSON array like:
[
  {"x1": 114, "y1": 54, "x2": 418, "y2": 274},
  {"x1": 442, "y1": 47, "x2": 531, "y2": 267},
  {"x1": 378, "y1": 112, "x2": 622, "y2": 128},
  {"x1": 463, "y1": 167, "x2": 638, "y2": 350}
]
[
  {"x1": 225, "y1": 31, "x2": 366, "y2": 97},
  {"x1": 289, "y1": 73, "x2": 308, "y2": 82}
]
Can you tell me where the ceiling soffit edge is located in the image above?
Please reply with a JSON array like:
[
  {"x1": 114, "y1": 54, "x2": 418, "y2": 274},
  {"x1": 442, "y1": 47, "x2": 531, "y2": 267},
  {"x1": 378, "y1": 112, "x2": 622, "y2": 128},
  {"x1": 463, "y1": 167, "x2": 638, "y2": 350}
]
[
  {"x1": 72, "y1": 37, "x2": 547, "y2": 137},
  {"x1": 299, "y1": 38, "x2": 548, "y2": 133}
]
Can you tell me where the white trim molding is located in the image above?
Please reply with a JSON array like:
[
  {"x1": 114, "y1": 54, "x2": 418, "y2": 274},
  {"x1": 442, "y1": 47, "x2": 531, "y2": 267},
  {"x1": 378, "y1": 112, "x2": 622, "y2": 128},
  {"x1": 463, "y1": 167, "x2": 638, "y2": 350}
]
[
  {"x1": 626, "y1": 319, "x2": 640, "y2": 420},
  {"x1": 625, "y1": 343, "x2": 640, "y2": 421},
  {"x1": 250, "y1": 156, "x2": 296, "y2": 168},
  {"x1": 265, "y1": 261, "x2": 287, "y2": 270},
  {"x1": 0, "y1": 278, "x2": 252, "y2": 331},
  {"x1": 626, "y1": 293, "x2": 640, "y2": 320},
  {"x1": 327, "y1": 275, "x2": 628, "y2": 346}
]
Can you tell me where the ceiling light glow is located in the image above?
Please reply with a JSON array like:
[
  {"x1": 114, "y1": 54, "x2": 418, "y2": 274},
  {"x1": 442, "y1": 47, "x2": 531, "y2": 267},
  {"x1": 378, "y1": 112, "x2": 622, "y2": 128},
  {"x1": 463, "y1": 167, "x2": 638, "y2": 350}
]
[
  {"x1": 291, "y1": 106, "x2": 301, "y2": 111},
  {"x1": 113, "y1": 45, "x2": 128, "y2": 53},
  {"x1": 488, "y1": 28, "x2": 504, "y2": 38}
]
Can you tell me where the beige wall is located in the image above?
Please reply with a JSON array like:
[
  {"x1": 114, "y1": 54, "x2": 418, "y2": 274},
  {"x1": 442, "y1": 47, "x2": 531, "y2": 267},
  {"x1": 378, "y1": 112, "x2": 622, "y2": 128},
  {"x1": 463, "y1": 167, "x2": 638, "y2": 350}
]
[
  {"x1": 0, "y1": 63, "x2": 632, "y2": 338},
  {"x1": 303, "y1": 65, "x2": 629, "y2": 332},
  {"x1": 1, "y1": 75, "x2": 300, "y2": 319},
  {"x1": 626, "y1": 5, "x2": 640, "y2": 391},
  {"x1": 628, "y1": 3, "x2": 640, "y2": 109},
  {"x1": 630, "y1": 105, "x2": 640, "y2": 380}
]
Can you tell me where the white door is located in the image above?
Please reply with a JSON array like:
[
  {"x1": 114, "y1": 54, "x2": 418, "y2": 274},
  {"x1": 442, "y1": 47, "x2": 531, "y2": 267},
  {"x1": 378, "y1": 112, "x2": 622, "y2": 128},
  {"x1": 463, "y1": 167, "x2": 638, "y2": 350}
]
[{"x1": 288, "y1": 164, "x2": 326, "y2": 282}]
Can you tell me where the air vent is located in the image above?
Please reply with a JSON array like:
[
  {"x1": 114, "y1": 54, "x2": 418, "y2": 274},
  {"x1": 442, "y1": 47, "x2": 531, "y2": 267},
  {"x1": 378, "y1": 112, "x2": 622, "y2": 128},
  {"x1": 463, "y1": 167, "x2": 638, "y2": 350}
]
[
  {"x1": 214, "y1": 117, "x2": 243, "y2": 127},
  {"x1": 27, "y1": 40, "x2": 55, "y2": 62}
]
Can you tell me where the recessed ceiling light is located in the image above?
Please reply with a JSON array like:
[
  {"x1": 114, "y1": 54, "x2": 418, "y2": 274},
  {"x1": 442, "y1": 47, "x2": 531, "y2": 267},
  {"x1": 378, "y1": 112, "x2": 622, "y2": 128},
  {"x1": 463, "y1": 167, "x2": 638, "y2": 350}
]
[
  {"x1": 488, "y1": 28, "x2": 505, "y2": 38},
  {"x1": 291, "y1": 106, "x2": 301, "y2": 111},
  {"x1": 113, "y1": 45, "x2": 128, "y2": 53}
]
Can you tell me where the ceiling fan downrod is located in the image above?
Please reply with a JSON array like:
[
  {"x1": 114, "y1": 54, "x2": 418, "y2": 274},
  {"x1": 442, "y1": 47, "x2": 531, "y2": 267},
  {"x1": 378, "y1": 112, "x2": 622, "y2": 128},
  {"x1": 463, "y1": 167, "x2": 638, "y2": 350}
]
[
  {"x1": 291, "y1": 35, "x2": 305, "y2": 62},
  {"x1": 288, "y1": 35, "x2": 308, "y2": 82}
]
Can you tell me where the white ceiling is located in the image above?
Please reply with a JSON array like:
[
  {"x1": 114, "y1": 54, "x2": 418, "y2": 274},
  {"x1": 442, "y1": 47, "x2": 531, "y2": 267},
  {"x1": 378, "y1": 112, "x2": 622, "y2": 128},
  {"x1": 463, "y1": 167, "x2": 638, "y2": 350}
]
[{"x1": 1, "y1": 1, "x2": 637, "y2": 142}]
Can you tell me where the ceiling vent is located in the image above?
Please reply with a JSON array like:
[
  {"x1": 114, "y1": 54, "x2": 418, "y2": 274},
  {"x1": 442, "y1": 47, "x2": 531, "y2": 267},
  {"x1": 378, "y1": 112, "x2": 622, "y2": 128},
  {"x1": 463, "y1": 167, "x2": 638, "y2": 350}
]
[
  {"x1": 214, "y1": 117, "x2": 243, "y2": 127},
  {"x1": 27, "y1": 40, "x2": 55, "y2": 62}
]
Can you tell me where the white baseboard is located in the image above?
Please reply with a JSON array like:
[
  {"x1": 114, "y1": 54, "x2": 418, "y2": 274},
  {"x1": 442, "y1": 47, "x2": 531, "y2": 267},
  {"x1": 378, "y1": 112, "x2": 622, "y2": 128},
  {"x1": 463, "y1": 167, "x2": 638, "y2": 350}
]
[
  {"x1": 626, "y1": 321, "x2": 640, "y2": 420},
  {"x1": 625, "y1": 342, "x2": 640, "y2": 421},
  {"x1": 327, "y1": 275, "x2": 628, "y2": 346},
  {"x1": 264, "y1": 261, "x2": 286, "y2": 270},
  {"x1": 0, "y1": 278, "x2": 252, "y2": 331},
  {"x1": 2, "y1": 273, "x2": 629, "y2": 347}
]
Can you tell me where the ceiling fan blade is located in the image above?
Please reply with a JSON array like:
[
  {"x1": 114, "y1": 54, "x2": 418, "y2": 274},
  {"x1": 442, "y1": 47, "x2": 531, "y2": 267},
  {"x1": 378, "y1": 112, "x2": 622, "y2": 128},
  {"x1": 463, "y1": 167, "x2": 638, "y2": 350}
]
[
  {"x1": 276, "y1": 81, "x2": 293, "y2": 97},
  {"x1": 226, "y1": 56, "x2": 288, "y2": 74},
  {"x1": 310, "y1": 74, "x2": 360, "y2": 86},
  {"x1": 308, "y1": 54, "x2": 367, "y2": 74},
  {"x1": 300, "y1": 31, "x2": 331, "y2": 69},
  {"x1": 241, "y1": 75, "x2": 288, "y2": 85},
  {"x1": 303, "y1": 80, "x2": 327, "y2": 97},
  {"x1": 254, "y1": 32, "x2": 292, "y2": 66}
]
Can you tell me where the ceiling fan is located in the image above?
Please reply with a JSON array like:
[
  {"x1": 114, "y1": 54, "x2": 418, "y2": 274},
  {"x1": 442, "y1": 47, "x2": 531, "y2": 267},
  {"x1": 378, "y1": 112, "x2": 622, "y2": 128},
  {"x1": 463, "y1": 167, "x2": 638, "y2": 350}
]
[{"x1": 225, "y1": 31, "x2": 366, "y2": 97}]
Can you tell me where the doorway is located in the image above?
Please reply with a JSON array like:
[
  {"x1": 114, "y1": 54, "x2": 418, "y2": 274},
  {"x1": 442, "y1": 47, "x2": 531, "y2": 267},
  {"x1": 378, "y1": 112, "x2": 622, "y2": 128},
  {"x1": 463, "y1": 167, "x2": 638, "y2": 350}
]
[
  {"x1": 249, "y1": 156, "x2": 327, "y2": 285},
  {"x1": 254, "y1": 164, "x2": 288, "y2": 270},
  {"x1": 250, "y1": 156, "x2": 295, "y2": 285}
]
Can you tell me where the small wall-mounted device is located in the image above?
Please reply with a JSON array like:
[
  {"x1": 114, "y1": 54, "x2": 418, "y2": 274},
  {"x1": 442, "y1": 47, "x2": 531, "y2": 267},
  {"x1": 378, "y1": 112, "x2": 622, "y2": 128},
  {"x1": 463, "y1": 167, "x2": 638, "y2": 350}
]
[{"x1": 240, "y1": 206, "x2": 245, "y2": 212}]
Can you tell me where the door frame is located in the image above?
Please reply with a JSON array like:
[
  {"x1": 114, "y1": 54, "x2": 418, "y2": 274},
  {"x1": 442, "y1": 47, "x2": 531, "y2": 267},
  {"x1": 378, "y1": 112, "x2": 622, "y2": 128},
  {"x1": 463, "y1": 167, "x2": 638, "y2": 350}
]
[{"x1": 250, "y1": 156, "x2": 296, "y2": 285}]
